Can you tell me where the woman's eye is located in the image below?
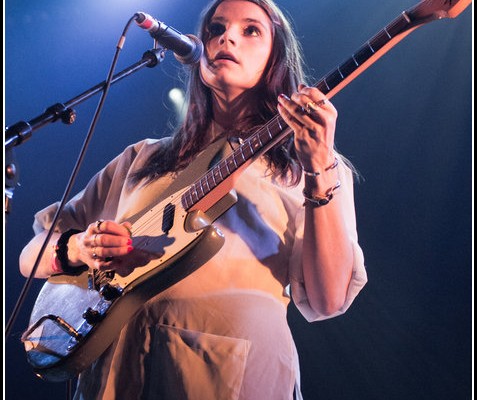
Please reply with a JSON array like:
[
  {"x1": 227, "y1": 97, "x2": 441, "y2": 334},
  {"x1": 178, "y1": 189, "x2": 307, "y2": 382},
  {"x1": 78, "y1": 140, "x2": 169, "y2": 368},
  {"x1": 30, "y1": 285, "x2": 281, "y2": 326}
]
[
  {"x1": 208, "y1": 22, "x2": 225, "y2": 36},
  {"x1": 244, "y1": 25, "x2": 261, "y2": 36}
]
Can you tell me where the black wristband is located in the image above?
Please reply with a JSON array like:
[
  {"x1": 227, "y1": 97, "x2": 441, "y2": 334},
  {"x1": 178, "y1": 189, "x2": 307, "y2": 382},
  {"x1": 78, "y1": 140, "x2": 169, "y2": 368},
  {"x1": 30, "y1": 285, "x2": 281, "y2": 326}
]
[{"x1": 55, "y1": 229, "x2": 85, "y2": 274}]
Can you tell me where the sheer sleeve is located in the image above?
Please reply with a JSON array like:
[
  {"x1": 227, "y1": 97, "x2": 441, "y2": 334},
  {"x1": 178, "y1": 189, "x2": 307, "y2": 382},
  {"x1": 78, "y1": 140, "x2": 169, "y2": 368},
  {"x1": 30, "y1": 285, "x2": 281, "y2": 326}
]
[
  {"x1": 288, "y1": 161, "x2": 368, "y2": 322},
  {"x1": 32, "y1": 139, "x2": 160, "y2": 234}
]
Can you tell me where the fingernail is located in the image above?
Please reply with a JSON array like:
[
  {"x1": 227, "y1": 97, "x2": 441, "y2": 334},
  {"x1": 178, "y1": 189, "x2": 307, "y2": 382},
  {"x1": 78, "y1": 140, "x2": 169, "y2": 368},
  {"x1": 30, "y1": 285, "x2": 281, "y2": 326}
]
[
  {"x1": 127, "y1": 239, "x2": 132, "y2": 245},
  {"x1": 128, "y1": 246, "x2": 134, "y2": 253}
]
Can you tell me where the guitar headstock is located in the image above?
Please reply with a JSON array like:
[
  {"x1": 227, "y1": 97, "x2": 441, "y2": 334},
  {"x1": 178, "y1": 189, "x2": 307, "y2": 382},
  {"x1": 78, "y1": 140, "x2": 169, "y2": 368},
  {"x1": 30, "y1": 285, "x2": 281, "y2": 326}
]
[{"x1": 410, "y1": 0, "x2": 472, "y2": 20}]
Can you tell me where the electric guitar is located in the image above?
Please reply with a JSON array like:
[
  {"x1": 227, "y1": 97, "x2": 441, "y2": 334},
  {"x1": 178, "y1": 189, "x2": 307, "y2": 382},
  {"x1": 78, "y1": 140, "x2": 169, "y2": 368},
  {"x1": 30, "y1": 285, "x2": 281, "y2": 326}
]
[{"x1": 22, "y1": 0, "x2": 471, "y2": 382}]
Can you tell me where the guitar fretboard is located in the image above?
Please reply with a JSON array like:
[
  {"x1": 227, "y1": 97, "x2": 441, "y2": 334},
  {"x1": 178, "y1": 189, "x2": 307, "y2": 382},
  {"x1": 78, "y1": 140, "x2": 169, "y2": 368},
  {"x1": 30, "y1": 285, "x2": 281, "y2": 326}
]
[
  {"x1": 317, "y1": 11, "x2": 414, "y2": 95},
  {"x1": 181, "y1": 115, "x2": 291, "y2": 209},
  {"x1": 181, "y1": 1, "x2": 450, "y2": 210}
]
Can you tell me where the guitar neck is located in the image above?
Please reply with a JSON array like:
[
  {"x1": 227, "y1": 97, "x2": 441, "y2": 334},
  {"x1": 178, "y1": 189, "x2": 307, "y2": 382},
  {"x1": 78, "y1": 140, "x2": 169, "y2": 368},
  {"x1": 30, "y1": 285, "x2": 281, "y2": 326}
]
[
  {"x1": 313, "y1": 0, "x2": 470, "y2": 98},
  {"x1": 181, "y1": 0, "x2": 471, "y2": 211}
]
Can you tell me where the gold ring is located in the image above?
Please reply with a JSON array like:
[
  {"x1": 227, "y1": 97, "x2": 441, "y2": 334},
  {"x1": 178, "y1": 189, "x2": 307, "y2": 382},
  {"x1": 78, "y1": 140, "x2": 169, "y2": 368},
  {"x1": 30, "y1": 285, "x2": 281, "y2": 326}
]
[
  {"x1": 92, "y1": 249, "x2": 99, "y2": 260},
  {"x1": 305, "y1": 99, "x2": 326, "y2": 114}
]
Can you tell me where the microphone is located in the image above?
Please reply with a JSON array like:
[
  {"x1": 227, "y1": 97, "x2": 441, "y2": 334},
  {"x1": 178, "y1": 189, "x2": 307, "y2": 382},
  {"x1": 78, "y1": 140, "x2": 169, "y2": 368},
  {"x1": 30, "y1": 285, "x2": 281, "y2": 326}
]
[{"x1": 135, "y1": 12, "x2": 203, "y2": 65}]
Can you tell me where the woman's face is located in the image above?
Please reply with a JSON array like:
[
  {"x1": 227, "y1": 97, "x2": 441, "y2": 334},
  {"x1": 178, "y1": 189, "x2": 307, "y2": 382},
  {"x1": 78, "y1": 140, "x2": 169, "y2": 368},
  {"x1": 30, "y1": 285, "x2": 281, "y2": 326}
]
[{"x1": 200, "y1": 0, "x2": 274, "y2": 99}]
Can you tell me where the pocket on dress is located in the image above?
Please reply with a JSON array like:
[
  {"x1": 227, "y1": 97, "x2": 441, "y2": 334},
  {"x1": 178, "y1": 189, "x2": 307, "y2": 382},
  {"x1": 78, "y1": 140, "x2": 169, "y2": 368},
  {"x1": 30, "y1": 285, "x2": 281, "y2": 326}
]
[{"x1": 143, "y1": 324, "x2": 251, "y2": 400}]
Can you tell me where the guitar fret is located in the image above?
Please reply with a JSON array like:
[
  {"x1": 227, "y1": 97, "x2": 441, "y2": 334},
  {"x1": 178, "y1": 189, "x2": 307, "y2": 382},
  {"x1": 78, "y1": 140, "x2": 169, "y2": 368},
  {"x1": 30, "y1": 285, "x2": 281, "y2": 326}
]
[
  {"x1": 261, "y1": 128, "x2": 272, "y2": 145},
  {"x1": 322, "y1": 78, "x2": 331, "y2": 92},
  {"x1": 227, "y1": 156, "x2": 238, "y2": 172},
  {"x1": 182, "y1": 191, "x2": 192, "y2": 209},
  {"x1": 197, "y1": 178, "x2": 207, "y2": 197},
  {"x1": 387, "y1": 14, "x2": 412, "y2": 37},
  {"x1": 401, "y1": 11, "x2": 411, "y2": 23},
  {"x1": 337, "y1": 66, "x2": 344, "y2": 79},
  {"x1": 324, "y1": 70, "x2": 344, "y2": 92},
  {"x1": 354, "y1": 44, "x2": 374, "y2": 65},
  {"x1": 267, "y1": 124, "x2": 273, "y2": 139},
  {"x1": 232, "y1": 152, "x2": 243, "y2": 168},
  {"x1": 239, "y1": 146, "x2": 246, "y2": 163},
  {"x1": 243, "y1": 141, "x2": 253, "y2": 158},
  {"x1": 339, "y1": 58, "x2": 359, "y2": 78},
  {"x1": 205, "y1": 174, "x2": 214, "y2": 193},
  {"x1": 383, "y1": 27, "x2": 392, "y2": 39},
  {"x1": 370, "y1": 30, "x2": 392, "y2": 52},
  {"x1": 251, "y1": 136, "x2": 260, "y2": 151},
  {"x1": 366, "y1": 41, "x2": 376, "y2": 53},
  {"x1": 213, "y1": 165, "x2": 223, "y2": 182},
  {"x1": 192, "y1": 186, "x2": 199, "y2": 202},
  {"x1": 183, "y1": 189, "x2": 193, "y2": 208},
  {"x1": 193, "y1": 182, "x2": 202, "y2": 200},
  {"x1": 222, "y1": 159, "x2": 230, "y2": 175},
  {"x1": 257, "y1": 133, "x2": 264, "y2": 147},
  {"x1": 222, "y1": 161, "x2": 230, "y2": 177},
  {"x1": 211, "y1": 169, "x2": 217, "y2": 186},
  {"x1": 204, "y1": 175, "x2": 211, "y2": 192}
]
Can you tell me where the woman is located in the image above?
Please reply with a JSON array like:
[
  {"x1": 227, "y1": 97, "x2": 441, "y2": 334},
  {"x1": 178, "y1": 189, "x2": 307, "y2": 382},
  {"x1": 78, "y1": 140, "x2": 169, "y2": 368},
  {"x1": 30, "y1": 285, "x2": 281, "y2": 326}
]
[{"x1": 20, "y1": 0, "x2": 367, "y2": 398}]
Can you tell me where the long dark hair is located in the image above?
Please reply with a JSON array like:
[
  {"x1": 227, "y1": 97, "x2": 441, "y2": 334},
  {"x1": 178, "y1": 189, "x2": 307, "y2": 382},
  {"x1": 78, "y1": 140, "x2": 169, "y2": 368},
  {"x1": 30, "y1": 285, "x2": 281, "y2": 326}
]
[{"x1": 132, "y1": 0, "x2": 307, "y2": 186}]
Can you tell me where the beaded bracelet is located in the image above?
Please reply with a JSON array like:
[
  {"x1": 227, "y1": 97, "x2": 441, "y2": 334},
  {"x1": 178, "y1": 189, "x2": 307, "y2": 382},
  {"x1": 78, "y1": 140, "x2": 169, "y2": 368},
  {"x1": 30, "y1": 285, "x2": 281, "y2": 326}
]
[
  {"x1": 53, "y1": 229, "x2": 83, "y2": 274},
  {"x1": 302, "y1": 180, "x2": 341, "y2": 207},
  {"x1": 302, "y1": 156, "x2": 339, "y2": 177}
]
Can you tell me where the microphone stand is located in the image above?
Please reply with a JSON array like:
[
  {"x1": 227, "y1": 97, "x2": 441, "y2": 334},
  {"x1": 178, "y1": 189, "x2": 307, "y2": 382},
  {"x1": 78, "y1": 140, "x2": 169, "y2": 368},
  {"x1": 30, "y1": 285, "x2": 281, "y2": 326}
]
[
  {"x1": 5, "y1": 47, "x2": 165, "y2": 150},
  {"x1": 4, "y1": 45, "x2": 165, "y2": 340},
  {"x1": 4, "y1": 46, "x2": 164, "y2": 224}
]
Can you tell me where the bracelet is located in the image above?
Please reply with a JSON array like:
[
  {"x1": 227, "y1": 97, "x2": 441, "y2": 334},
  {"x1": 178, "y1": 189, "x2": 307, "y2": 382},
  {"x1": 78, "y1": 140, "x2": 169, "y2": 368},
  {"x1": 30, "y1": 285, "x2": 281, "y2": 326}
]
[
  {"x1": 302, "y1": 180, "x2": 341, "y2": 207},
  {"x1": 301, "y1": 156, "x2": 339, "y2": 177},
  {"x1": 53, "y1": 229, "x2": 83, "y2": 274}
]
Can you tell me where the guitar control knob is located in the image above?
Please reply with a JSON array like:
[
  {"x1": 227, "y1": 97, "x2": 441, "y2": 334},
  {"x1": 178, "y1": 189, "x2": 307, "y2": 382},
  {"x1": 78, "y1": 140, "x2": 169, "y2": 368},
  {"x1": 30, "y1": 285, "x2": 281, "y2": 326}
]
[
  {"x1": 99, "y1": 284, "x2": 123, "y2": 301},
  {"x1": 83, "y1": 307, "x2": 103, "y2": 325}
]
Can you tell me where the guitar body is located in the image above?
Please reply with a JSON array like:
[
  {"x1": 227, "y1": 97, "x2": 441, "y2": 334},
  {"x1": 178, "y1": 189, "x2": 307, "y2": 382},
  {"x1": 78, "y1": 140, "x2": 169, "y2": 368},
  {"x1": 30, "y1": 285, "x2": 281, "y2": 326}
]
[
  {"x1": 24, "y1": 218, "x2": 226, "y2": 382},
  {"x1": 23, "y1": 139, "x2": 238, "y2": 382}
]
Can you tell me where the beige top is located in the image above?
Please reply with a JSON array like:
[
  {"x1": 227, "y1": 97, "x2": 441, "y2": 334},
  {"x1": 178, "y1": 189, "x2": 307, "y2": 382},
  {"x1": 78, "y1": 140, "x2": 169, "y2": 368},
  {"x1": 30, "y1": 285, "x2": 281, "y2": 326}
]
[{"x1": 33, "y1": 138, "x2": 367, "y2": 400}]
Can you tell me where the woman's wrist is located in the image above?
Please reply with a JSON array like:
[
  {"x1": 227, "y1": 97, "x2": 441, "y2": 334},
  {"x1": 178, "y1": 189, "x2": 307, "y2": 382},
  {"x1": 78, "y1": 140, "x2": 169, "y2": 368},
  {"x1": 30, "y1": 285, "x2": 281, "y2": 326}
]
[
  {"x1": 51, "y1": 229, "x2": 85, "y2": 275},
  {"x1": 301, "y1": 156, "x2": 341, "y2": 207}
]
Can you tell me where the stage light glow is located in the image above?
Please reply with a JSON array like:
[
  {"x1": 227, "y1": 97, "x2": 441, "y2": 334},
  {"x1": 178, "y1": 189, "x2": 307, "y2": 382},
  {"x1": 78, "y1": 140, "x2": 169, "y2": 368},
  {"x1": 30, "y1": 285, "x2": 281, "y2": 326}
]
[
  {"x1": 168, "y1": 87, "x2": 185, "y2": 104},
  {"x1": 168, "y1": 87, "x2": 186, "y2": 122}
]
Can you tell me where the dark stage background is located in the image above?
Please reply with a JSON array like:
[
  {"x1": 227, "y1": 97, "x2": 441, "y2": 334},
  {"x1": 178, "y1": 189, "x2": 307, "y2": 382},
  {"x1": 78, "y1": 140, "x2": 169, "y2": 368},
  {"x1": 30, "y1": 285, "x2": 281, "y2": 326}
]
[{"x1": 4, "y1": 1, "x2": 472, "y2": 399}]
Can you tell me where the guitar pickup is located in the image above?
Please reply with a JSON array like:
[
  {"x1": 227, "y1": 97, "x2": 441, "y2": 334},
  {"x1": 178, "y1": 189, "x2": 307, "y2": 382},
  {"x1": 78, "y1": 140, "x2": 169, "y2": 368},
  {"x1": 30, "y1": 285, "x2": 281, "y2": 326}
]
[{"x1": 162, "y1": 203, "x2": 175, "y2": 234}]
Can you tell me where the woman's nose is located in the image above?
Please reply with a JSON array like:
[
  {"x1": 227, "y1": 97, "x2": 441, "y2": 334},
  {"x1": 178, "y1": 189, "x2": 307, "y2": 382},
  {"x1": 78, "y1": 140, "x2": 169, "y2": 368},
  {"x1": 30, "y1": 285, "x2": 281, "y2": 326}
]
[{"x1": 219, "y1": 29, "x2": 236, "y2": 46}]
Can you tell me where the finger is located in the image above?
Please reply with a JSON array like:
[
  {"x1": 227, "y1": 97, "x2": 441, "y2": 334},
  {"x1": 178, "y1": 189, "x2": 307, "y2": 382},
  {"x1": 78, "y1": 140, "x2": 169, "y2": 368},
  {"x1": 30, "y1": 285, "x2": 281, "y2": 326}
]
[
  {"x1": 121, "y1": 221, "x2": 133, "y2": 237},
  {"x1": 297, "y1": 84, "x2": 327, "y2": 100},
  {"x1": 277, "y1": 94, "x2": 319, "y2": 129},
  {"x1": 291, "y1": 92, "x2": 329, "y2": 114},
  {"x1": 92, "y1": 233, "x2": 132, "y2": 249},
  {"x1": 277, "y1": 95, "x2": 304, "y2": 132}
]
